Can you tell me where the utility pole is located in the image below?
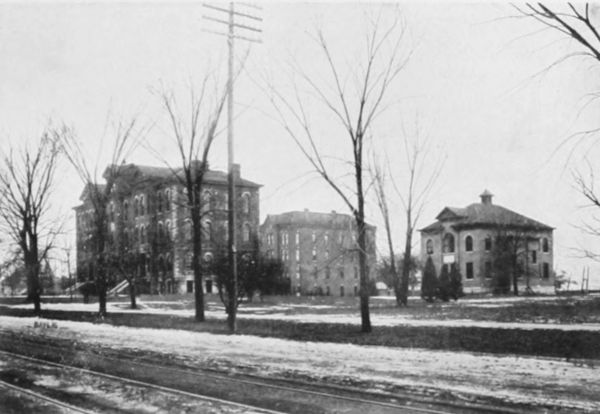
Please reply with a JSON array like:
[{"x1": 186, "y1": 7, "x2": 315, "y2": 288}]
[{"x1": 202, "y1": 2, "x2": 262, "y2": 333}]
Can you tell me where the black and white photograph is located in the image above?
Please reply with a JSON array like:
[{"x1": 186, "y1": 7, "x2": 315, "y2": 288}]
[{"x1": 0, "y1": 1, "x2": 599, "y2": 413}]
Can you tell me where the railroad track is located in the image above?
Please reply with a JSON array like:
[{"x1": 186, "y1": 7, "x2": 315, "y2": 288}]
[
  {"x1": 0, "y1": 377, "x2": 97, "y2": 414},
  {"x1": 0, "y1": 329, "x2": 538, "y2": 414}
]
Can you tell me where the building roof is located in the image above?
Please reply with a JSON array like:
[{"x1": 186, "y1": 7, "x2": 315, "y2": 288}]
[
  {"x1": 420, "y1": 191, "x2": 553, "y2": 233},
  {"x1": 114, "y1": 163, "x2": 262, "y2": 188},
  {"x1": 262, "y1": 210, "x2": 376, "y2": 231}
]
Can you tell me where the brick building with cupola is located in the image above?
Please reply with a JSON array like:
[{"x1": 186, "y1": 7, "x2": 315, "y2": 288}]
[{"x1": 419, "y1": 190, "x2": 555, "y2": 294}]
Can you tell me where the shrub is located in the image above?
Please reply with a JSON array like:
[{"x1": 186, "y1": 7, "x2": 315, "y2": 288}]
[{"x1": 449, "y1": 263, "x2": 464, "y2": 300}]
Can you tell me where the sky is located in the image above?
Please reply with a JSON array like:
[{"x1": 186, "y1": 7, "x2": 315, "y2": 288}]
[{"x1": 0, "y1": 1, "x2": 599, "y2": 286}]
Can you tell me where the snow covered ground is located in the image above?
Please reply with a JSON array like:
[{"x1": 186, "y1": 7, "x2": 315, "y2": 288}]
[
  {"x1": 0, "y1": 315, "x2": 598, "y2": 412},
  {"x1": 8, "y1": 299, "x2": 600, "y2": 332}
]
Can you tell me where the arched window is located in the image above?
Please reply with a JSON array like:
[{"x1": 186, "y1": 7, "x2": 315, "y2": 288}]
[
  {"x1": 542, "y1": 237, "x2": 549, "y2": 253},
  {"x1": 202, "y1": 191, "x2": 211, "y2": 212},
  {"x1": 443, "y1": 233, "x2": 455, "y2": 253},
  {"x1": 243, "y1": 223, "x2": 251, "y2": 242},
  {"x1": 203, "y1": 220, "x2": 212, "y2": 242},
  {"x1": 241, "y1": 192, "x2": 250, "y2": 214},
  {"x1": 140, "y1": 195, "x2": 145, "y2": 216},
  {"x1": 465, "y1": 235, "x2": 473, "y2": 252},
  {"x1": 133, "y1": 197, "x2": 139, "y2": 217},
  {"x1": 157, "y1": 191, "x2": 163, "y2": 213},
  {"x1": 426, "y1": 239, "x2": 434, "y2": 255},
  {"x1": 164, "y1": 190, "x2": 170, "y2": 211}
]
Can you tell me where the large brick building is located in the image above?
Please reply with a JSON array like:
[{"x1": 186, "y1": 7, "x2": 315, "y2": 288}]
[
  {"x1": 74, "y1": 162, "x2": 260, "y2": 294},
  {"x1": 260, "y1": 210, "x2": 376, "y2": 296},
  {"x1": 419, "y1": 191, "x2": 554, "y2": 293}
]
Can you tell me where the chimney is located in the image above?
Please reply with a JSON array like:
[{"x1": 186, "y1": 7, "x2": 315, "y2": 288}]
[
  {"x1": 480, "y1": 189, "x2": 493, "y2": 205},
  {"x1": 232, "y1": 163, "x2": 240, "y2": 179}
]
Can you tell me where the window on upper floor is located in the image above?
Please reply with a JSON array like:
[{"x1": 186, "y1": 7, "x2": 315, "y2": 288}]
[
  {"x1": 443, "y1": 233, "x2": 455, "y2": 253},
  {"x1": 157, "y1": 191, "x2": 163, "y2": 213},
  {"x1": 139, "y1": 195, "x2": 145, "y2": 216},
  {"x1": 465, "y1": 235, "x2": 473, "y2": 252},
  {"x1": 542, "y1": 238, "x2": 549, "y2": 253},
  {"x1": 241, "y1": 192, "x2": 250, "y2": 214},
  {"x1": 531, "y1": 250, "x2": 537, "y2": 264},
  {"x1": 243, "y1": 223, "x2": 251, "y2": 243},
  {"x1": 426, "y1": 239, "x2": 434, "y2": 255},
  {"x1": 484, "y1": 236, "x2": 492, "y2": 251}
]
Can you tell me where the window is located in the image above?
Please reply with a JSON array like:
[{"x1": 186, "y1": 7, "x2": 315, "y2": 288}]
[
  {"x1": 313, "y1": 266, "x2": 318, "y2": 278},
  {"x1": 326, "y1": 286, "x2": 330, "y2": 296},
  {"x1": 204, "y1": 220, "x2": 212, "y2": 242},
  {"x1": 312, "y1": 249, "x2": 317, "y2": 260},
  {"x1": 295, "y1": 249, "x2": 300, "y2": 261},
  {"x1": 542, "y1": 238, "x2": 549, "y2": 253},
  {"x1": 443, "y1": 233, "x2": 455, "y2": 253},
  {"x1": 312, "y1": 232, "x2": 316, "y2": 243},
  {"x1": 202, "y1": 191, "x2": 211, "y2": 212},
  {"x1": 123, "y1": 201, "x2": 129, "y2": 221},
  {"x1": 134, "y1": 197, "x2": 139, "y2": 217},
  {"x1": 543, "y1": 263, "x2": 550, "y2": 279},
  {"x1": 186, "y1": 280, "x2": 194, "y2": 293},
  {"x1": 324, "y1": 232, "x2": 329, "y2": 244},
  {"x1": 354, "y1": 285, "x2": 358, "y2": 296},
  {"x1": 267, "y1": 233, "x2": 273, "y2": 246},
  {"x1": 484, "y1": 261, "x2": 492, "y2": 279},
  {"x1": 484, "y1": 236, "x2": 492, "y2": 251},
  {"x1": 242, "y1": 192, "x2": 250, "y2": 214},
  {"x1": 164, "y1": 190, "x2": 170, "y2": 211},
  {"x1": 158, "y1": 222, "x2": 164, "y2": 241},
  {"x1": 531, "y1": 250, "x2": 537, "y2": 264},
  {"x1": 426, "y1": 239, "x2": 434, "y2": 255},
  {"x1": 326, "y1": 267, "x2": 330, "y2": 279},
  {"x1": 466, "y1": 262, "x2": 474, "y2": 279},
  {"x1": 338, "y1": 268, "x2": 344, "y2": 279},
  {"x1": 295, "y1": 231, "x2": 300, "y2": 245},
  {"x1": 340, "y1": 286, "x2": 345, "y2": 297},
  {"x1": 354, "y1": 267, "x2": 358, "y2": 279},
  {"x1": 325, "y1": 250, "x2": 329, "y2": 260},
  {"x1": 165, "y1": 221, "x2": 171, "y2": 241},
  {"x1": 465, "y1": 235, "x2": 473, "y2": 252},
  {"x1": 243, "y1": 223, "x2": 251, "y2": 242},
  {"x1": 140, "y1": 195, "x2": 145, "y2": 215},
  {"x1": 157, "y1": 192, "x2": 163, "y2": 213}
]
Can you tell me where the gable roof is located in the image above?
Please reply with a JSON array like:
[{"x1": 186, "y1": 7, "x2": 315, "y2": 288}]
[{"x1": 421, "y1": 192, "x2": 553, "y2": 233}]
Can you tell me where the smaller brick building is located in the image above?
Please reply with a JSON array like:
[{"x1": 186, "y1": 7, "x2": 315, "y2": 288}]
[
  {"x1": 420, "y1": 191, "x2": 554, "y2": 294},
  {"x1": 260, "y1": 210, "x2": 376, "y2": 297}
]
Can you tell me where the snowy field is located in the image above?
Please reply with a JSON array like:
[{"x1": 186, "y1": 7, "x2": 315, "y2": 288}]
[
  {"x1": 7, "y1": 295, "x2": 600, "y2": 332},
  {"x1": 0, "y1": 315, "x2": 598, "y2": 412}
]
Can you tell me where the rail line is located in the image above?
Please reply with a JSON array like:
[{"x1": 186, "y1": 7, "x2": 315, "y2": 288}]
[
  {"x1": 0, "y1": 329, "x2": 536, "y2": 414},
  {"x1": 0, "y1": 377, "x2": 97, "y2": 414},
  {"x1": 0, "y1": 349, "x2": 286, "y2": 414}
]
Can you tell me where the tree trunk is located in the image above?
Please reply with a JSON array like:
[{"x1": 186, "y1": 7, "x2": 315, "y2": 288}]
[
  {"x1": 400, "y1": 230, "x2": 412, "y2": 306},
  {"x1": 129, "y1": 279, "x2": 137, "y2": 309},
  {"x1": 192, "y1": 207, "x2": 205, "y2": 322},
  {"x1": 355, "y1": 159, "x2": 371, "y2": 333}
]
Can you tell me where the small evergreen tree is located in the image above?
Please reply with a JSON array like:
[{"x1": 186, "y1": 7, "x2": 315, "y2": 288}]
[
  {"x1": 449, "y1": 263, "x2": 463, "y2": 300},
  {"x1": 437, "y1": 264, "x2": 451, "y2": 302},
  {"x1": 421, "y1": 257, "x2": 437, "y2": 303}
]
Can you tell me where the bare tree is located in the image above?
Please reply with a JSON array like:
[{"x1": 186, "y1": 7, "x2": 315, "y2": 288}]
[
  {"x1": 0, "y1": 131, "x2": 62, "y2": 314},
  {"x1": 372, "y1": 121, "x2": 443, "y2": 306},
  {"x1": 517, "y1": 3, "x2": 600, "y2": 260},
  {"x1": 573, "y1": 160, "x2": 600, "y2": 262},
  {"x1": 60, "y1": 117, "x2": 143, "y2": 317},
  {"x1": 153, "y1": 79, "x2": 227, "y2": 323},
  {"x1": 265, "y1": 11, "x2": 410, "y2": 332}
]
